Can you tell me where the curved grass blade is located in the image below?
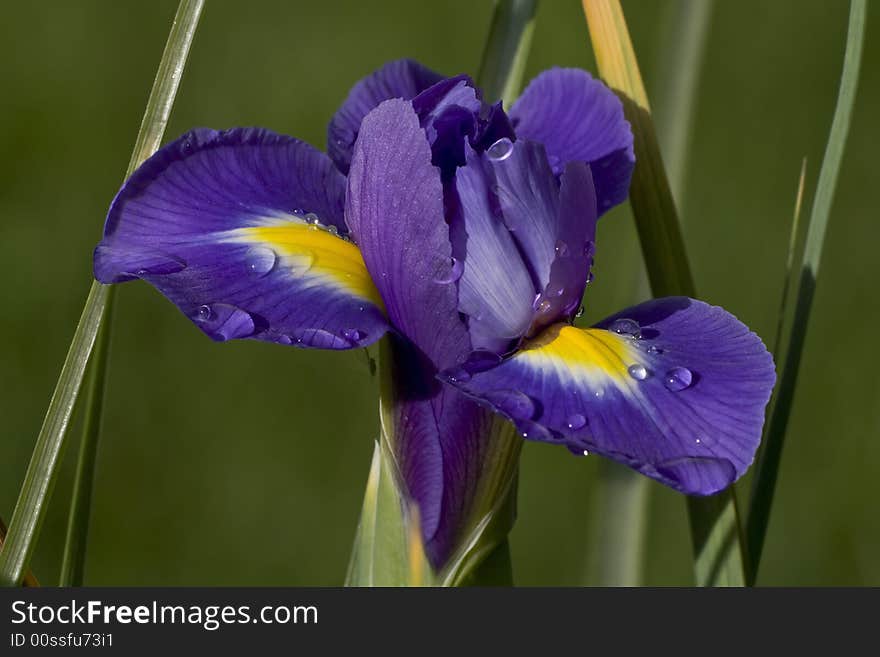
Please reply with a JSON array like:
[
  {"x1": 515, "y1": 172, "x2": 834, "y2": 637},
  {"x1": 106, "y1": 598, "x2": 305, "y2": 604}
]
[
  {"x1": 477, "y1": 0, "x2": 539, "y2": 104},
  {"x1": 582, "y1": 0, "x2": 747, "y2": 586},
  {"x1": 746, "y1": 0, "x2": 866, "y2": 583},
  {"x1": 0, "y1": 0, "x2": 205, "y2": 588}
]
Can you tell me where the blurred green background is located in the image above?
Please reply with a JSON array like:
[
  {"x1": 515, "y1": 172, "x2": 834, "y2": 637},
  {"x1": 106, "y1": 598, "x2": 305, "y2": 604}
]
[{"x1": 1, "y1": 0, "x2": 877, "y2": 586}]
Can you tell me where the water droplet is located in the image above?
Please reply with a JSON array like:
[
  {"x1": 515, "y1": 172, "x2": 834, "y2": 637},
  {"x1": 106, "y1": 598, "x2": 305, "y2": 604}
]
[
  {"x1": 532, "y1": 294, "x2": 553, "y2": 314},
  {"x1": 566, "y1": 413, "x2": 587, "y2": 430},
  {"x1": 545, "y1": 281, "x2": 565, "y2": 298},
  {"x1": 575, "y1": 306, "x2": 585, "y2": 318},
  {"x1": 486, "y1": 137, "x2": 514, "y2": 161},
  {"x1": 327, "y1": 225, "x2": 339, "y2": 236},
  {"x1": 586, "y1": 271, "x2": 595, "y2": 284},
  {"x1": 628, "y1": 363, "x2": 648, "y2": 380},
  {"x1": 583, "y1": 450, "x2": 590, "y2": 456},
  {"x1": 610, "y1": 318, "x2": 641, "y2": 338},
  {"x1": 434, "y1": 257, "x2": 463, "y2": 284},
  {"x1": 647, "y1": 344, "x2": 663, "y2": 355},
  {"x1": 594, "y1": 388, "x2": 605, "y2": 399},
  {"x1": 304, "y1": 212, "x2": 321, "y2": 225},
  {"x1": 695, "y1": 438, "x2": 702, "y2": 444},
  {"x1": 663, "y1": 366, "x2": 693, "y2": 391},
  {"x1": 485, "y1": 390, "x2": 535, "y2": 420},
  {"x1": 342, "y1": 328, "x2": 366, "y2": 343},
  {"x1": 444, "y1": 367, "x2": 471, "y2": 384},
  {"x1": 245, "y1": 246, "x2": 276, "y2": 277},
  {"x1": 519, "y1": 420, "x2": 553, "y2": 441},
  {"x1": 194, "y1": 303, "x2": 256, "y2": 341},
  {"x1": 554, "y1": 240, "x2": 569, "y2": 257},
  {"x1": 583, "y1": 241, "x2": 595, "y2": 257}
]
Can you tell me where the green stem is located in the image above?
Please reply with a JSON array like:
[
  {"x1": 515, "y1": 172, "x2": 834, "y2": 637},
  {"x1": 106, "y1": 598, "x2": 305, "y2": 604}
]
[
  {"x1": 0, "y1": 0, "x2": 205, "y2": 588},
  {"x1": 477, "y1": 0, "x2": 539, "y2": 104}
]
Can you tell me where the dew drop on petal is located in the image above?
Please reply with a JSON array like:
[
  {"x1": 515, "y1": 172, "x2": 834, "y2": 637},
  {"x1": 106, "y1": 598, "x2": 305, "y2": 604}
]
[
  {"x1": 611, "y1": 318, "x2": 641, "y2": 338},
  {"x1": 628, "y1": 364, "x2": 648, "y2": 380},
  {"x1": 341, "y1": 328, "x2": 366, "y2": 343},
  {"x1": 566, "y1": 413, "x2": 587, "y2": 430},
  {"x1": 519, "y1": 420, "x2": 553, "y2": 441},
  {"x1": 197, "y1": 305, "x2": 212, "y2": 321},
  {"x1": 554, "y1": 240, "x2": 569, "y2": 257},
  {"x1": 583, "y1": 241, "x2": 595, "y2": 257},
  {"x1": 664, "y1": 366, "x2": 693, "y2": 391},
  {"x1": 545, "y1": 281, "x2": 565, "y2": 298},
  {"x1": 434, "y1": 257, "x2": 463, "y2": 284},
  {"x1": 304, "y1": 212, "x2": 321, "y2": 225},
  {"x1": 485, "y1": 390, "x2": 535, "y2": 420},
  {"x1": 444, "y1": 367, "x2": 472, "y2": 384},
  {"x1": 486, "y1": 137, "x2": 514, "y2": 161},
  {"x1": 245, "y1": 246, "x2": 276, "y2": 277},
  {"x1": 647, "y1": 344, "x2": 663, "y2": 355},
  {"x1": 594, "y1": 388, "x2": 605, "y2": 399},
  {"x1": 575, "y1": 306, "x2": 585, "y2": 318}
]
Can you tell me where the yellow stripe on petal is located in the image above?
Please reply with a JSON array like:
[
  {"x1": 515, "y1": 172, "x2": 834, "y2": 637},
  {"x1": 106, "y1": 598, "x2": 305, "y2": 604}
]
[
  {"x1": 227, "y1": 221, "x2": 384, "y2": 309},
  {"x1": 518, "y1": 323, "x2": 638, "y2": 390}
]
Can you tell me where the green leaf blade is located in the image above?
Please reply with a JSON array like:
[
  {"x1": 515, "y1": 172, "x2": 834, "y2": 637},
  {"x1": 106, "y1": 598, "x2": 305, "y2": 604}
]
[
  {"x1": 0, "y1": 0, "x2": 205, "y2": 588},
  {"x1": 746, "y1": 0, "x2": 866, "y2": 582}
]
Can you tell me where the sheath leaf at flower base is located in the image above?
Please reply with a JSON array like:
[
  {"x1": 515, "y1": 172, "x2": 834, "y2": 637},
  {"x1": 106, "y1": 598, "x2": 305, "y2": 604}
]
[{"x1": 93, "y1": 58, "x2": 774, "y2": 574}]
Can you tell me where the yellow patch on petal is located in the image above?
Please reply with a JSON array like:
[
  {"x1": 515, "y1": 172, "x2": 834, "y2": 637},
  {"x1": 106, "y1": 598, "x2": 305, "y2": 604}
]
[
  {"x1": 227, "y1": 220, "x2": 384, "y2": 309},
  {"x1": 518, "y1": 324, "x2": 638, "y2": 389}
]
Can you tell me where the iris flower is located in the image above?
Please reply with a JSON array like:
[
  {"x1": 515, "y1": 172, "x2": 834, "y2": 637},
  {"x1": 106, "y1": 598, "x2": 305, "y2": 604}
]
[{"x1": 93, "y1": 60, "x2": 775, "y2": 569}]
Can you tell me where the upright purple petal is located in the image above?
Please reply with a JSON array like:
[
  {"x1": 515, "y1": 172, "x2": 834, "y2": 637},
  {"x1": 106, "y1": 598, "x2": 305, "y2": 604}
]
[
  {"x1": 442, "y1": 298, "x2": 776, "y2": 495},
  {"x1": 511, "y1": 68, "x2": 635, "y2": 215},
  {"x1": 453, "y1": 139, "x2": 598, "y2": 351},
  {"x1": 95, "y1": 128, "x2": 388, "y2": 349},
  {"x1": 327, "y1": 59, "x2": 444, "y2": 175},
  {"x1": 346, "y1": 98, "x2": 468, "y2": 369},
  {"x1": 347, "y1": 99, "x2": 519, "y2": 568},
  {"x1": 412, "y1": 75, "x2": 482, "y2": 174}
]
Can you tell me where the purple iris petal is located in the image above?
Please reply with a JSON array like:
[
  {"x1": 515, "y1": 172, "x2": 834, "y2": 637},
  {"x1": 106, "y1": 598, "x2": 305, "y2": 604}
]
[
  {"x1": 454, "y1": 144, "x2": 536, "y2": 354},
  {"x1": 442, "y1": 297, "x2": 776, "y2": 495},
  {"x1": 412, "y1": 75, "x2": 482, "y2": 174},
  {"x1": 453, "y1": 138, "x2": 597, "y2": 351},
  {"x1": 327, "y1": 59, "x2": 444, "y2": 175},
  {"x1": 510, "y1": 68, "x2": 635, "y2": 215},
  {"x1": 346, "y1": 98, "x2": 468, "y2": 370},
  {"x1": 94, "y1": 127, "x2": 388, "y2": 349},
  {"x1": 347, "y1": 98, "x2": 510, "y2": 566}
]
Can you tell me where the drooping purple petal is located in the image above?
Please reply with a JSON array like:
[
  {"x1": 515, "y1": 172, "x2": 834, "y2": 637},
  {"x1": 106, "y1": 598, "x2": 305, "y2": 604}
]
[
  {"x1": 327, "y1": 59, "x2": 444, "y2": 175},
  {"x1": 453, "y1": 138, "x2": 598, "y2": 351},
  {"x1": 94, "y1": 127, "x2": 388, "y2": 349},
  {"x1": 442, "y1": 298, "x2": 776, "y2": 495},
  {"x1": 510, "y1": 68, "x2": 634, "y2": 215},
  {"x1": 346, "y1": 98, "x2": 468, "y2": 370}
]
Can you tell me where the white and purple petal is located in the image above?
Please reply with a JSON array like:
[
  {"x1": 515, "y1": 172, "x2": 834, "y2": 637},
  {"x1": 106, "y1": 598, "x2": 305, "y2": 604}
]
[
  {"x1": 510, "y1": 68, "x2": 635, "y2": 215},
  {"x1": 94, "y1": 127, "x2": 388, "y2": 349},
  {"x1": 442, "y1": 298, "x2": 776, "y2": 495},
  {"x1": 327, "y1": 59, "x2": 445, "y2": 175}
]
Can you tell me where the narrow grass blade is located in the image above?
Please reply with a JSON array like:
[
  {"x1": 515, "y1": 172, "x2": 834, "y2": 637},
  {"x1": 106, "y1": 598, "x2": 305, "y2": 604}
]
[
  {"x1": 58, "y1": 295, "x2": 115, "y2": 586},
  {"x1": 653, "y1": 0, "x2": 714, "y2": 204},
  {"x1": 0, "y1": 518, "x2": 38, "y2": 587},
  {"x1": 589, "y1": 0, "x2": 715, "y2": 587},
  {"x1": 477, "y1": 0, "x2": 539, "y2": 104},
  {"x1": 0, "y1": 0, "x2": 205, "y2": 588},
  {"x1": 747, "y1": 0, "x2": 866, "y2": 582},
  {"x1": 771, "y1": 159, "x2": 808, "y2": 361},
  {"x1": 582, "y1": 0, "x2": 747, "y2": 586}
]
